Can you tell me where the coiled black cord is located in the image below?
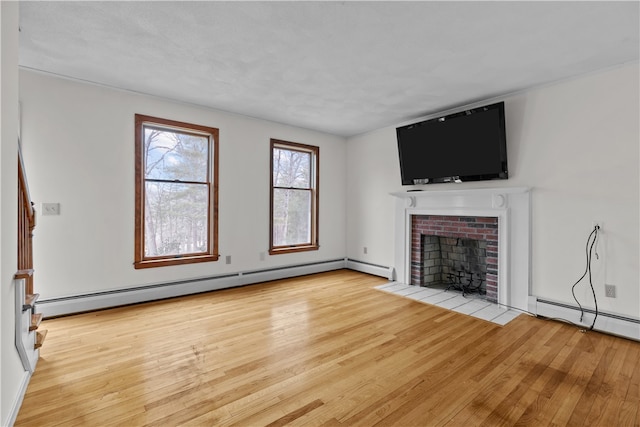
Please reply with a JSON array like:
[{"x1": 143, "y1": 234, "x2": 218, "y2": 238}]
[{"x1": 571, "y1": 225, "x2": 600, "y2": 331}]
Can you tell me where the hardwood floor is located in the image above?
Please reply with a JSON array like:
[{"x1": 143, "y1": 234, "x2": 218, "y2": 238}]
[{"x1": 15, "y1": 270, "x2": 640, "y2": 426}]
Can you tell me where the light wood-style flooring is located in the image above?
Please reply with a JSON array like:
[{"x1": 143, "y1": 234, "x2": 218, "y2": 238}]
[{"x1": 16, "y1": 270, "x2": 640, "y2": 426}]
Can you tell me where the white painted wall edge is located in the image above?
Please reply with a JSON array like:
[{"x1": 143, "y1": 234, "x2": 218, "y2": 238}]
[
  {"x1": 36, "y1": 259, "x2": 393, "y2": 318},
  {"x1": 4, "y1": 371, "x2": 31, "y2": 427},
  {"x1": 533, "y1": 298, "x2": 640, "y2": 342},
  {"x1": 15, "y1": 278, "x2": 40, "y2": 373}
]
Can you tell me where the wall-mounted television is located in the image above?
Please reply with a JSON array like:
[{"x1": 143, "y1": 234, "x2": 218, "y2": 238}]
[{"x1": 396, "y1": 101, "x2": 508, "y2": 186}]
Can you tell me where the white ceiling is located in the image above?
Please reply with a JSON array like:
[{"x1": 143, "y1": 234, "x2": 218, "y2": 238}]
[{"x1": 18, "y1": 1, "x2": 640, "y2": 137}]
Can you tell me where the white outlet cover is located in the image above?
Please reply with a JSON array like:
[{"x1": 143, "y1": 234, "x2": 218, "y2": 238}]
[{"x1": 41, "y1": 202, "x2": 60, "y2": 215}]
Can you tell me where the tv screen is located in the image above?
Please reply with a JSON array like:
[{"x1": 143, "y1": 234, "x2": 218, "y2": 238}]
[{"x1": 396, "y1": 101, "x2": 508, "y2": 185}]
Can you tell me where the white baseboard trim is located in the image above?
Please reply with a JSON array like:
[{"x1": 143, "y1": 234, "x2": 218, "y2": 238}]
[
  {"x1": 533, "y1": 297, "x2": 640, "y2": 341},
  {"x1": 240, "y1": 259, "x2": 347, "y2": 285},
  {"x1": 346, "y1": 259, "x2": 394, "y2": 280},
  {"x1": 4, "y1": 370, "x2": 31, "y2": 427},
  {"x1": 37, "y1": 259, "x2": 347, "y2": 318}
]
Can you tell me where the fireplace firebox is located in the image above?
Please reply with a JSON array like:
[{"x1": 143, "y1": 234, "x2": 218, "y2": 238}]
[{"x1": 412, "y1": 215, "x2": 499, "y2": 302}]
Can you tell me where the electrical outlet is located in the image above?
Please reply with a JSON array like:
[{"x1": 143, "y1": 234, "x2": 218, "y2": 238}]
[
  {"x1": 363, "y1": 247, "x2": 368, "y2": 254},
  {"x1": 41, "y1": 202, "x2": 60, "y2": 216},
  {"x1": 259, "y1": 252, "x2": 265, "y2": 261},
  {"x1": 604, "y1": 284, "x2": 616, "y2": 298},
  {"x1": 225, "y1": 255, "x2": 231, "y2": 265}
]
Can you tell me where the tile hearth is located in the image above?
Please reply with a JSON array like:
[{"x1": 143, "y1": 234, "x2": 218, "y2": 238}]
[{"x1": 374, "y1": 282, "x2": 521, "y2": 326}]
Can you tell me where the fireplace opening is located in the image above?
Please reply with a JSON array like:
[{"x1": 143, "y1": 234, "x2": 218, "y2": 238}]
[
  {"x1": 421, "y1": 235, "x2": 488, "y2": 296},
  {"x1": 411, "y1": 215, "x2": 499, "y2": 303}
]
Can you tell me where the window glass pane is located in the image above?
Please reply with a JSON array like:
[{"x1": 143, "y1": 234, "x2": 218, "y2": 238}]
[
  {"x1": 273, "y1": 148, "x2": 310, "y2": 188},
  {"x1": 144, "y1": 127, "x2": 209, "y2": 182},
  {"x1": 144, "y1": 182, "x2": 209, "y2": 256},
  {"x1": 272, "y1": 188, "x2": 311, "y2": 246}
]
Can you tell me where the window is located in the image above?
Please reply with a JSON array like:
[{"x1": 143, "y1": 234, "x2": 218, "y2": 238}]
[
  {"x1": 134, "y1": 114, "x2": 219, "y2": 268},
  {"x1": 270, "y1": 139, "x2": 319, "y2": 254}
]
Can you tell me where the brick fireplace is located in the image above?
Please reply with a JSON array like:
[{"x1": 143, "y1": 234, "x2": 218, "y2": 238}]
[
  {"x1": 411, "y1": 215, "x2": 499, "y2": 302},
  {"x1": 391, "y1": 187, "x2": 531, "y2": 311}
]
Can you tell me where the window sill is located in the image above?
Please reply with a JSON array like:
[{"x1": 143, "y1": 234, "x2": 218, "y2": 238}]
[
  {"x1": 269, "y1": 245, "x2": 319, "y2": 255},
  {"x1": 134, "y1": 254, "x2": 219, "y2": 269}
]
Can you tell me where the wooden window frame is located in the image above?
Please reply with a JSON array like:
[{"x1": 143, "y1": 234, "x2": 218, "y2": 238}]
[
  {"x1": 134, "y1": 114, "x2": 219, "y2": 269},
  {"x1": 269, "y1": 139, "x2": 319, "y2": 255}
]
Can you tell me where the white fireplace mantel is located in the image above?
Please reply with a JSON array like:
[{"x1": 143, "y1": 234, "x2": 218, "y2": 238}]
[{"x1": 391, "y1": 187, "x2": 531, "y2": 311}]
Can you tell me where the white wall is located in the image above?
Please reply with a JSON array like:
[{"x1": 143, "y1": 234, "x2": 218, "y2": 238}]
[
  {"x1": 19, "y1": 70, "x2": 347, "y2": 301},
  {"x1": 1, "y1": 3, "x2": 29, "y2": 426},
  {"x1": 347, "y1": 63, "x2": 640, "y2": 319}
]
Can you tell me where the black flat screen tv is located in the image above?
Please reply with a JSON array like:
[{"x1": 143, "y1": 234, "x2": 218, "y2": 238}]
[{"x1": 396, "y1": 101, "x2": 508, "y2": 185}]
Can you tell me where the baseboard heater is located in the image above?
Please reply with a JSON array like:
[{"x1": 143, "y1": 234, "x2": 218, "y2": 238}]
[
  {"x1": 534, "y1": 298, "x2": 640, "y2": 342},
  {"x1": 37, "y1": 258, "x2": 348, "y2": 318},
  {"x1": 346, "y1": 258, "x2": 394, "y2": 280}
]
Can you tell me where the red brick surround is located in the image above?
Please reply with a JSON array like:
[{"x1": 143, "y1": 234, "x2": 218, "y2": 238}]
[{"x1": 411, "y1": 215, "x2": 499, "y2": 302}]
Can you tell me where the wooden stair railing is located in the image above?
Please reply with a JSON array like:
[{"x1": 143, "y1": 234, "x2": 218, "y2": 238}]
[
  {"x1": 18, "y1": 147, "x2": 36, "y2": 295},
  {"x1": 17, "y1": 144, "x2": 45, "y2": 362}
]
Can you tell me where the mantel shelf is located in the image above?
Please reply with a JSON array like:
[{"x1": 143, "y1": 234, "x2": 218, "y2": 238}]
[{"x1": 390, "y1": 186, "x2": 530, "y2": 199}]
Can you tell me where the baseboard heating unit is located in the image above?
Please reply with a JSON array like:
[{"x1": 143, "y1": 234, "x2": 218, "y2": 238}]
[
  {"x1": 37, "y1": 258, "x2": 352, "y2": 318},
  {"x1": 346, "y1": 259, "x2": 394, "y2": 280},
  {"x1": 534, "y1": 298, "x2": 640, "y2": 341}
]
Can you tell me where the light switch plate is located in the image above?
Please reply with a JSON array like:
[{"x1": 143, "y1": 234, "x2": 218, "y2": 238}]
[{"x1": 41, "y1": 203, "x2": 60, "y2": 216}]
